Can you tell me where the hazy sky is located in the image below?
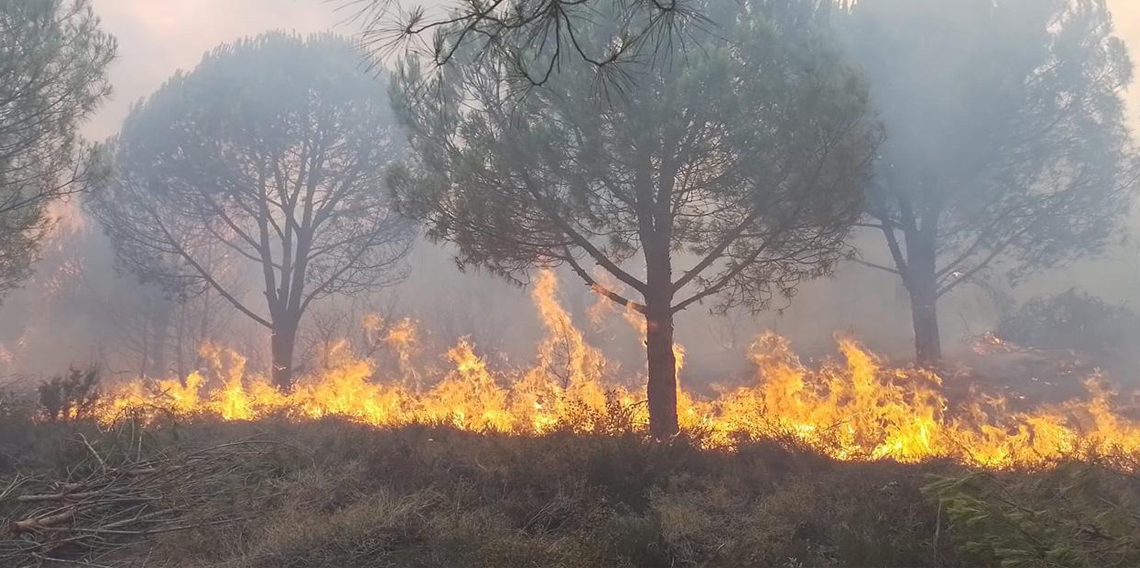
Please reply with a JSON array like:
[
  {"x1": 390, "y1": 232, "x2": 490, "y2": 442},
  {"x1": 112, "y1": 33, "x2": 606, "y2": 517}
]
[
  {"x1": 85, "y1": 0, "x2": 1140, "y2": 141},
  {"x1": 86, "y1": 0, "x2": 349, "y2": 138}
]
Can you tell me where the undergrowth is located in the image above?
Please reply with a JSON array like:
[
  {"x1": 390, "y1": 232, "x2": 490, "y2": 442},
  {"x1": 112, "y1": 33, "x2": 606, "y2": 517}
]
[{"x1": 0, "y1": 409, "x2": 1137, "y2": 567}]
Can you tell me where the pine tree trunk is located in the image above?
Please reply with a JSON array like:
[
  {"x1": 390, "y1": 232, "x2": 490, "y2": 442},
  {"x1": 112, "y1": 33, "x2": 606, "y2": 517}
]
[
  {"x1": 174, "y1": 302, "x2": 187, "y2": 382},
  {"x1": 270, "y1": 318, "x2": 298, "y2": 390},
  {"x1": 906, "y1": 236, "x2": 942, "y2": 364},
  {"x1": 645, "y1": 303, "x2": 678, "y2": 439},
  {"x1": 642, "y1": 274, "x2": 674, "y2": 440},
  {"x1": 149, "y1": 299, "x2": 173, "y2": 379},
  {"x1": 909, "y1": 281, "x2": 942, "y2": 364}
]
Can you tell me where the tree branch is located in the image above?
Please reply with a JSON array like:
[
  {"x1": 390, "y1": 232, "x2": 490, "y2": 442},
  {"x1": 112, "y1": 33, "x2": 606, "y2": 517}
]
[{"x1": 562, "y1": 249, "x2": 647, "y2": 313}]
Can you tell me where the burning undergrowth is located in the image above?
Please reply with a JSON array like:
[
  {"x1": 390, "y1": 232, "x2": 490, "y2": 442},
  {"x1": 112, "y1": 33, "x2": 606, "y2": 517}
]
[{"x1": 78, "y1": 271, "x2": 1140, "y2": 472}]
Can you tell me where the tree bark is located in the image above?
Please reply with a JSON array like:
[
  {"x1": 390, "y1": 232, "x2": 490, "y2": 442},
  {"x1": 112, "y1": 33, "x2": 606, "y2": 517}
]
[
  {"x1": 905, "y1": 231, "x2": 942, "y2": 364},
  {"x1": 195, "y1": 288, "x2": 213, "y2": 370},
  {"x1": 645, "y1": 301, "x2": 678, "y2": 439},
  {"x1": 909, "y1": 279, "x2": 942, "y2": 364},
  {"x1": 174, "y1": 302, "x2": 187, "y2": 382},
  {"x1": 148, "y1": 299, "x2": 173, "y2": 380},
  {"x1": 270, "y1": 317, "x2": 298, "y2": 390}
]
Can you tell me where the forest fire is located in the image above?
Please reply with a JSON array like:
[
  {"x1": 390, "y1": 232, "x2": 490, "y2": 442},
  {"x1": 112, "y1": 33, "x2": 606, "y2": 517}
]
[
  {"x1": 7, "y1": 0, "x2": 1140, "y2": 565},
  {"x1": 91, "y1": 272, "x2": 1140, "y2": 470}
]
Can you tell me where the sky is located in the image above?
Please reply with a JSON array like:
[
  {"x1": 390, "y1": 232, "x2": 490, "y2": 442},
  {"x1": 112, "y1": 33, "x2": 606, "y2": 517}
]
[
  {"x1": 86, "y1": 0, "x2": 351, "y2": 139},
  {"x1": 85, "y1": 0, "x2": 1140, "y2": 141}
]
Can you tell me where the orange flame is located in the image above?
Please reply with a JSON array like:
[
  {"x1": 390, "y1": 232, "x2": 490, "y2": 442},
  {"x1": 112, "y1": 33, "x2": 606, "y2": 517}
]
[{"x1": 94, "y1": 271, "x2": 1140, "y2": 470}]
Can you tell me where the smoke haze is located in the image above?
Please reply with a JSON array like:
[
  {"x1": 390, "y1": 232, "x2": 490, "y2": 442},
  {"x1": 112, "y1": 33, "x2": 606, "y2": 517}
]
[{"x1": 2, "y1": 0, "x2": 1138, "y2": 385}]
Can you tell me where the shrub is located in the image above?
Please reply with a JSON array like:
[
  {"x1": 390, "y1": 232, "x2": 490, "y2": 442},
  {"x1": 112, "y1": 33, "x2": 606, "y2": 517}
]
[
  {"x1": 1, "y1": 415, "x2": 1135, "y2": 567},
  {"x1": 37, "y1": 366, "x2": 100, "y2": 420},
  {"x1": 925, "y1": 462, "x2": 1140, "y2": 568},
  {"x1": 996, "y1": 289, "x2": 1140, "y2": 375}
]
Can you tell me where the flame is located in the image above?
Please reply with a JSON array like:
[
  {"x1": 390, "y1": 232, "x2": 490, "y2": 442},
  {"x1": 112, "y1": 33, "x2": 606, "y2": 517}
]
[
  {"x1": 364, "y1": 315, "x2": 422, "y2": 387},
  {"x1": 93, "y1": 271, "x2": 1140, "y2": 470}
]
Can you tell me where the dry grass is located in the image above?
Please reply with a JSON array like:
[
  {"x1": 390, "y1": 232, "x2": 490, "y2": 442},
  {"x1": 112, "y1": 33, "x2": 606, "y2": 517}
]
[{"x1": 1, "y1": 411, "x2": 1137, "y2": 567}]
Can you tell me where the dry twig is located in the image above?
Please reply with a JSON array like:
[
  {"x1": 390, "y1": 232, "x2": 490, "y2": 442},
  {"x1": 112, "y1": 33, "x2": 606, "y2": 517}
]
[{"x1": 0, "y1": 432, "x2": 293, "y2": 567}]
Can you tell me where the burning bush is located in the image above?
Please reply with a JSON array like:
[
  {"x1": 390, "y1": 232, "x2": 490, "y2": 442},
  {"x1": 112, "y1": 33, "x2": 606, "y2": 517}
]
[
  {"x1": 37, "y1": 367, "x2": 100, "y2": 421},
  {"x1": 80, "y1": 271, "x2": 1140, "y2": 471}
]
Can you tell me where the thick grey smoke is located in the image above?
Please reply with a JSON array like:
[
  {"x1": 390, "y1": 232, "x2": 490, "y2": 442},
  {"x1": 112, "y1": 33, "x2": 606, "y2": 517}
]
[{"x1": 1, "y1": 0, "x2": 1138, "y2": 389}]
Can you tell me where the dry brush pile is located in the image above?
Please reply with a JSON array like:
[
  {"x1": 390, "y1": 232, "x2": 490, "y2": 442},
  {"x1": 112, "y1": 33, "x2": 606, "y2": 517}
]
[{"x1": 0, "y1": 421, "x2": 297, "y2": 567}]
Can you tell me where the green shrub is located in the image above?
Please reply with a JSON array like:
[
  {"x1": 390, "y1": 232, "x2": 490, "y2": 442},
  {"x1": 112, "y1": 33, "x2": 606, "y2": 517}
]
[{"x1": 925, "y1": 463, "x2": 1140, "y2": 568}]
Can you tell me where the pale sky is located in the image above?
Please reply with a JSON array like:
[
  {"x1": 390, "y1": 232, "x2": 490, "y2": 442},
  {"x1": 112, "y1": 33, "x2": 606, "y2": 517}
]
[
  {"x1": 85, "y1": 0, "x2": 1140, "y2": 141},
  {"x1": 86, "y1": 0, "x2": 350, "y2": 139}
]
